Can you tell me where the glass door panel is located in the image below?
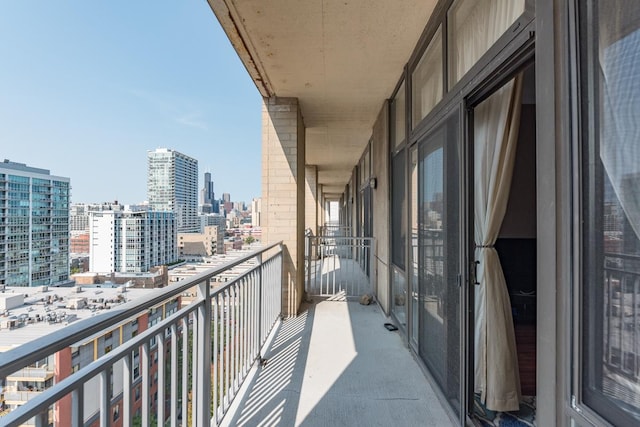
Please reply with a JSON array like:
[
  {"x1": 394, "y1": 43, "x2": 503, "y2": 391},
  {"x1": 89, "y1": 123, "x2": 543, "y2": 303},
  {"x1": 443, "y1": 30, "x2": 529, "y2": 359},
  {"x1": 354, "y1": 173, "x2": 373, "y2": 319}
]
[
  {"x1": 418, "y1": 112, "x2": 461, "y2": 417},
  {"x1": 410, "y1": 147, "x2": 419, "y2": 347}
]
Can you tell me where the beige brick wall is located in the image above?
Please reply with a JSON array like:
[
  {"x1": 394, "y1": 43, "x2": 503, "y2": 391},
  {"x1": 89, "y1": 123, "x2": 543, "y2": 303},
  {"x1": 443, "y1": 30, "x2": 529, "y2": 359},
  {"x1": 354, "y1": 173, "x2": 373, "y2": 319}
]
[
  {"x1": 372, "y1": 101, "x2": 390, "y2": 314},
  {"x1": 305, "y1": 165, "x2": 318, "y2": 234},
  {"x1": 262, "y1": 97, "x2": 305, "y2": 317}
]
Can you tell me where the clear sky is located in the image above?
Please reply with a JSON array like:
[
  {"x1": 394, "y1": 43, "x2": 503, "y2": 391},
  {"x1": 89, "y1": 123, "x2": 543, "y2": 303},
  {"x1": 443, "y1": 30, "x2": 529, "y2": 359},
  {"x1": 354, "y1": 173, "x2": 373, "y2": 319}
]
[{"x1": 0, "y1": 1, "x2": 262, "y2": 205}]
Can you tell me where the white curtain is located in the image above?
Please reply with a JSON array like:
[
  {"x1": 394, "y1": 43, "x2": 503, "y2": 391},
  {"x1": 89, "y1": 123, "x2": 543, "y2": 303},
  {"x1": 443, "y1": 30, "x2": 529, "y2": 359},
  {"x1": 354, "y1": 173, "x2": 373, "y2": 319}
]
[
  {"x1": 449, "y1": 0, "x2": 525, "y2": 87},
  {"x1": 600, "y1": 27, "x2": 640, "y2": 241},
  {"x1": 474, "y1": 75, "x2": 523, "y2": 412},
  {"x1": 413, "y1": 27, "x2": 443, "y2": 125}
]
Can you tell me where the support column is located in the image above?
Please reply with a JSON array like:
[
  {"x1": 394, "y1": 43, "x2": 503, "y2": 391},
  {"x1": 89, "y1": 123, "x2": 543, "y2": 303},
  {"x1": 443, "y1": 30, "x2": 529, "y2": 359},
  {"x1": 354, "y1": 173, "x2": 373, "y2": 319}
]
[
  {"x1": 262, "y1": 97, "x2": 305, "y2": 317},
  {"x1": 305, "y1": 165, "x2": 318, "y2": 234}
]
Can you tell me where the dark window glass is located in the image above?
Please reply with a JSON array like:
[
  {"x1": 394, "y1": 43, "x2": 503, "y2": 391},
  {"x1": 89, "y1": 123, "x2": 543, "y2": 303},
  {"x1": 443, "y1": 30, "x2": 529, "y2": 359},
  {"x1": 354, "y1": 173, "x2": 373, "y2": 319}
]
[
  {"x1": 418, "y1": 111, "x2": 460, "y2": 416},
  {"x1": 392, "y1": 149, "x2": 407, "y2": 269},
  {"x1": 581, "y1": 2, "x2": 640, "y2": 425}
]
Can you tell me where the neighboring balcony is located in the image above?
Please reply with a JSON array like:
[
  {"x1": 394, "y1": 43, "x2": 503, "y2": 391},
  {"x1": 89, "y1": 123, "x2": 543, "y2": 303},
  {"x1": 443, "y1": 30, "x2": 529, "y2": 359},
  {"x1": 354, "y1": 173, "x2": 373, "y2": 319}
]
[{"x1": 0, "y1": 237, "x2": 452, "y2": 426}]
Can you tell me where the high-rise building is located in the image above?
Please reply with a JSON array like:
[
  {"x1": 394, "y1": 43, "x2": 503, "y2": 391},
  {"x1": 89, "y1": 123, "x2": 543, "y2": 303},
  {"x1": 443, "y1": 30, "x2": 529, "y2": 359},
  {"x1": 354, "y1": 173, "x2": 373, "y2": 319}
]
[
  {"x1": 200, "y1": 171, "x2": 215, "y2": 214},
  {"x1": 251, "y1": 198, "x2": 262, "y2": 227},
  {"x1": 89, "y1": 209, "x2": 177, "y2": 273},
  {"x1": 147, "y1": 148, "x2": 199, "y2": 233},
  {"x1": 0, "y1": 160, "x2": 71, "y2": 287}
]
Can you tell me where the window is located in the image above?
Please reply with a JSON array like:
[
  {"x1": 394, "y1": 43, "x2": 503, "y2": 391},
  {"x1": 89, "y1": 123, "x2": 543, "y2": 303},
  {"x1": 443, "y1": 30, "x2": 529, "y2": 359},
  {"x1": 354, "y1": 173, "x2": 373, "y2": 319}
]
[
  {"x1": 412, "y1": 26, "x2": 443, "y2": 127},
  {"x1": 391, "y1": 149, "x2": 407, "y2": 270},
  {"x1": 448, "y1": 0, "x2": 525, "y2": 88},
  {"x1": 135, "y1": 386, "x2": 141, "y2": 401},
  {"x1": 579, "y1": 1, "x2": 640, "y2": 425},
  {"x1": 391, "y1": 82, "x2": 406, "y2": 149}
]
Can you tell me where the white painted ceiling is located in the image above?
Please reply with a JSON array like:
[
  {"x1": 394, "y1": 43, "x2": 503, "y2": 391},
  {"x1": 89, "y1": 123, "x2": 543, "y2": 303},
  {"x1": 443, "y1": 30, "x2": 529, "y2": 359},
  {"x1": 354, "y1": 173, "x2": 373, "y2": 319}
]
[{"x1": 208, "y1": 0, "x2": 437, "y2": 196}]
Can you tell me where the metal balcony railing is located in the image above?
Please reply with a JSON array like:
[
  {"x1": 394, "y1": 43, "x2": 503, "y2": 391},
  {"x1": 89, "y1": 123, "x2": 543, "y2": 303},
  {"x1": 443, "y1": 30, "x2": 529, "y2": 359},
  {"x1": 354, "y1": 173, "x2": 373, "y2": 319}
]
[
  {"x1": 0, "y1": 242, "x2": 283, "y2": 427},
  {"x1": 604, "y1": 252, "x2": 640, "y2": 381},
  {"x1": 318, "y1": 225, "x2": 351, "y2": 238},
  {"x1": 305, "y1": 235, "x2": 374, "y2": 298}
]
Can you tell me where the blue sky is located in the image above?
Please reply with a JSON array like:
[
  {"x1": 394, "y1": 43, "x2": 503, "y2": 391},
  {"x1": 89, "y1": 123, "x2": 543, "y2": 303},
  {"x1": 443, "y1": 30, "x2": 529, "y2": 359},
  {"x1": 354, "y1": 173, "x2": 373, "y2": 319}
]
[{"x1": 0, "y1": 1, "x2": 262, "y2": 205}]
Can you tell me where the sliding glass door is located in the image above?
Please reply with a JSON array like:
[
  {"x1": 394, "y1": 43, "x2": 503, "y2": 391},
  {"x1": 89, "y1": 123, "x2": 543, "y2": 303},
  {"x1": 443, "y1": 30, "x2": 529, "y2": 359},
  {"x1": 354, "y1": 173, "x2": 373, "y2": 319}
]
[{"x1": 417, "y1": 111, "x2": 461, "y2": 417}]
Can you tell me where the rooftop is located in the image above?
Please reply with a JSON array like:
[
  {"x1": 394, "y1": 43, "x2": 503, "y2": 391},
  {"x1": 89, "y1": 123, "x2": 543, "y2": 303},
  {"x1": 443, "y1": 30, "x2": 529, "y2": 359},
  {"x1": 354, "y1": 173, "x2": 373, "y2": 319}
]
[{"x1": 0, "y1": 285, "x2": 157, "y2": 351}]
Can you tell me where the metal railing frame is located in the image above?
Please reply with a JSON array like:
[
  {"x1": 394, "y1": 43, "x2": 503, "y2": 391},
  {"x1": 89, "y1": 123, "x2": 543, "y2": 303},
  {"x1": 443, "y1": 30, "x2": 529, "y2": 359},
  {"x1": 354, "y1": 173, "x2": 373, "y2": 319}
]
[
  {"x1": 0, "y1": 242, "x2": 283, "y2": 427},
  {"x1": 305, "y1": 235, "x2": 375, "y2": 298}
]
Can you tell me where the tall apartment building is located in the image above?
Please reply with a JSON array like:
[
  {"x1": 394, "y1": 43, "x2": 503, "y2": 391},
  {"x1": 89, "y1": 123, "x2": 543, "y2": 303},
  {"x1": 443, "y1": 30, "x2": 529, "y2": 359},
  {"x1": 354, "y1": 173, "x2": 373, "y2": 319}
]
[
  {"x1": 200, "y1": 171, "x2": 215, "y2": 214},
  {"x1": 89, "y1": 209, "x2": 177, "y2": 273},
  {"x1": 147, "y1": 148, "x2": 199, "y2": 233},
  {"x1": 0, "y1": 160, "x2": 70, "y2": 287}
]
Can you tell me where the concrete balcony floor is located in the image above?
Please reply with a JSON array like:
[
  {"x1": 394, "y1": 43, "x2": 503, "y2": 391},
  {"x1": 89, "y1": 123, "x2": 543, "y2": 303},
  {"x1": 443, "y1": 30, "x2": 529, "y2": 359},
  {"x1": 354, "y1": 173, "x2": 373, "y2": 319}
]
[{"x1": 222, "y1": 298, "x2": 454, "y2": 427}]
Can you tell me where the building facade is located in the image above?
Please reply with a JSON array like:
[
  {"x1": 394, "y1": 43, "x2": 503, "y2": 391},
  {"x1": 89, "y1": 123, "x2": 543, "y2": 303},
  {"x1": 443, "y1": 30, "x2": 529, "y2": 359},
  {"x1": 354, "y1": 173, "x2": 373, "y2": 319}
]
[
  {"x1": 208, "y1": 0, "x2": 640, "y2": 425},
  {"x1": 178, "y1": 225, "x2": 219, "y2": 260},
  {"x1": 251, "y1": 198, "x2": 261, "y2": 227},
  {"x1": 147, "y1": 148, "x2": 199, "y2": 233},
  {"x1": 200, "y1": 213, "x2": 225, "y2": 254},
  {"x1": 89, "y1": 209, "x2": 177, "y2": 273},
  {"x1": 0, "y1": 160, "x2": 70, "y2": 287}
]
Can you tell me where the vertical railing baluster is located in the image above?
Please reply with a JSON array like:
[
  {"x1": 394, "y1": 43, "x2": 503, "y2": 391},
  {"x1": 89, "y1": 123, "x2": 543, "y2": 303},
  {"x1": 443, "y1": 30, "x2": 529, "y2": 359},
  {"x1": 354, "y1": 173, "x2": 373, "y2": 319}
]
[
  {"x1": 34, "y1": 409, "x2": 47, "y2": 427},
  {"x1": 225, "y1": 290, "x2": 230, "y2": 411},
  {"x1": 196, "y1": 279, "x2": 212, "y2": 426},
  {"x1": 157, "y1": 331, "x2": 165, "y2": 425},
  {"x1": 100, "y1": 370, "x2": 109, "y2": 426},
  {"x1": 181, "y1": 318, "x2": 188, "y2": 427},
  {"x1": 213, "y1": 294, "x2": 219, "y2": 424},
  {"x1": 191, "y1": 310, "x2": 198, "y2": 424},
  {"x1": 170, "y1": 323, "x2": 178, "y2": 427},
  {"x1": 230, "y1": 284, "x2": 236, "y2": 397},
  {"x1": 142, "y1": 342, "x2": 150, "y2": 427},
  {"x1": 71, "y1": 385, "x2": 84, "y2": 427},
  {"x1": 123, "y1": 352, "x2": 132, "y2": 426}
]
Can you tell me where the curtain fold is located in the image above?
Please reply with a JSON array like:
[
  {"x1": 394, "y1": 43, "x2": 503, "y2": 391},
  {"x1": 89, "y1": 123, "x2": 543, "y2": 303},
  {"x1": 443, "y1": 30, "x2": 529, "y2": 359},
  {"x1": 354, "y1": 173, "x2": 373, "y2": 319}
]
[
  {"x1": 474, "y1": 74, "x2": 523, "y2": 412},
  {"x1": 600, "y1": 28, "x2": 640, "y2": 241},
  {"x1": 449, "y1": 0, "x2": 525, "y2": 87}
]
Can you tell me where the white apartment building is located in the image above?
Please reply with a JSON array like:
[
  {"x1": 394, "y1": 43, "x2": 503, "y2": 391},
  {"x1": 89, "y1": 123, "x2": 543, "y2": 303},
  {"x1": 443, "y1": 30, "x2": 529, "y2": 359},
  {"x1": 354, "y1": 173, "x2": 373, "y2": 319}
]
[
  {"x1": 147, "y1": 148, "x2": 199, "y2": 233},
  {"x1": 89, "y1": 209, "x2": 177, "y2": 273},
  {"x1": 0, "y1": 160, "x2": 70, "y2": 287}
]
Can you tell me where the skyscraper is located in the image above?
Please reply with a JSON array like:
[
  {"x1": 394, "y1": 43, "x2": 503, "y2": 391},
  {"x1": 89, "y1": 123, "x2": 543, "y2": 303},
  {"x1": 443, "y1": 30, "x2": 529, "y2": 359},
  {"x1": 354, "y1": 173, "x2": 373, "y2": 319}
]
[
  {"x1": 0, "y1": 160, "x2": 71, "y2": 287},
  {"x1": 147, "y1": 148, "x2": 199, "y2": 233},
  {"x1": 200, "y1": 171, "x2": 215, "y2": 214}
]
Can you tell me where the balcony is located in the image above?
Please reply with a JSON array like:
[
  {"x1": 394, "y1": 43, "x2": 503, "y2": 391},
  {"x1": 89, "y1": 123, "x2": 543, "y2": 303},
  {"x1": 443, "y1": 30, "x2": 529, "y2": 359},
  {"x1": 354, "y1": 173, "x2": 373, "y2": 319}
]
[{"x1": 0, "y1": 239, "x2": 452, "y2": 426}]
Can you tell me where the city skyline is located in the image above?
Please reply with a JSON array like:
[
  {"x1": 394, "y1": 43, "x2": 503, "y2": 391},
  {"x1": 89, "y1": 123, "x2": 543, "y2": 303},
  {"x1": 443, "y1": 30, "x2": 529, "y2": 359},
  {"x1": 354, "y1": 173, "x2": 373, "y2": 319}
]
[{"x1": 0, "y1": 2, "x2": 262, "y2": 205}]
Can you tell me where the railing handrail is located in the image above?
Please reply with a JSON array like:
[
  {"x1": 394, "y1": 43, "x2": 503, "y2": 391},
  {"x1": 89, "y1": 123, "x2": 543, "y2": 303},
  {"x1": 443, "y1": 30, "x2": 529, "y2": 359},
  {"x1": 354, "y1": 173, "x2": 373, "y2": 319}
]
[
  {"x1": 0, "y1": 241, "x2": 283, "y2": 379},
  {"x1": 1, "y1": 299, "x2": 201, "y2": 427}
]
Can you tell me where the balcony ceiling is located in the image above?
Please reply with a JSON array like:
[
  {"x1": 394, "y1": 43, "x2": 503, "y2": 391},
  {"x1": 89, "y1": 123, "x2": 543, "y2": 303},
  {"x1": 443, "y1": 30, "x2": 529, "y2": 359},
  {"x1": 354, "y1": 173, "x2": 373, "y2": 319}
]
[{"x1": 207, "y1": 0, "x2": 437, "y2": 195}]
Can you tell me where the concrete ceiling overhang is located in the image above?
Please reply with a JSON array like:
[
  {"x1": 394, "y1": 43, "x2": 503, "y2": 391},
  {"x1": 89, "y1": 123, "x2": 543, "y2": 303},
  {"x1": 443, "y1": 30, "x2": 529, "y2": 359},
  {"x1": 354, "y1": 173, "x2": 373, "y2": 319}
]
[{"x1": 208, "y1": 0, "x2": 437, "y2": 195}]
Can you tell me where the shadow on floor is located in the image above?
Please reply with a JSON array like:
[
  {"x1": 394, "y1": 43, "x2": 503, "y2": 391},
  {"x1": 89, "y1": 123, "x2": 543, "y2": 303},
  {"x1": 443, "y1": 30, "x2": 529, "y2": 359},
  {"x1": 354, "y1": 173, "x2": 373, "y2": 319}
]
[{"x1": 223, "y1": 298, "x2": 454, "y2": 427}]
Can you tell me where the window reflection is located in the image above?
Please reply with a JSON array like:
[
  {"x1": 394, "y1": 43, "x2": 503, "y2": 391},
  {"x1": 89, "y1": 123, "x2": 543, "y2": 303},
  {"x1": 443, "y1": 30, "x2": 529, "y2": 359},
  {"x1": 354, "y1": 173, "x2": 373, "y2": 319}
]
[{"x1": 582, "y1": 2, "x2": 640, "y2": 424}]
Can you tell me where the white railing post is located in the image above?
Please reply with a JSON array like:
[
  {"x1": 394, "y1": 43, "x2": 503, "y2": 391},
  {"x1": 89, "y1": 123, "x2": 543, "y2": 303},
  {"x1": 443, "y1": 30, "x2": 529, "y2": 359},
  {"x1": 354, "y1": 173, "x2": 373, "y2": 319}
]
[
  {"x1": 71, "y1": 386, "x2": 83, "y2": 427},
  {"x1": 196, "y1": 279, "x2": 212, "y2": 426},
  {"x1": 257, "y1": 252, "x2": 263, "y2": 350}
]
